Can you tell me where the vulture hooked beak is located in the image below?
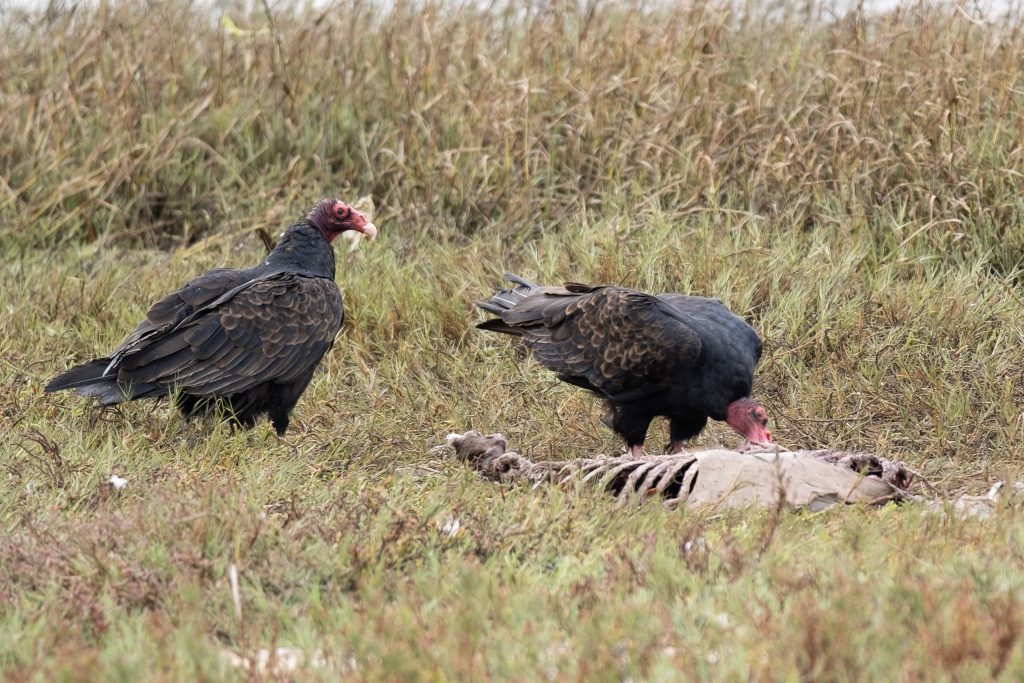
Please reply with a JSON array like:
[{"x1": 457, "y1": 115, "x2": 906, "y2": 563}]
[{"x1": 343, "y1": 216, "x2": 378, "y2": 254}]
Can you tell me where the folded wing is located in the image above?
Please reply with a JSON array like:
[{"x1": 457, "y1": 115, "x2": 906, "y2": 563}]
[
  {"x1": 114, "y1": 273, "x2": 344, "y2": 398},
  {"x1": 486, "y1": 284, "x2": 704, "y2": 402}
]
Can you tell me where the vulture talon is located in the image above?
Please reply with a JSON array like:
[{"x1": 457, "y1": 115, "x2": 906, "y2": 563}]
[{"x1": 666, "y1": 440, "x2": 690, "y2": 456}]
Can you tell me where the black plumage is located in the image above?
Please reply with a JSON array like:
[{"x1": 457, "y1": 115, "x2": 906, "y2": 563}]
[
  {"x1": 476, "y1": 274, "x2": 773, "y2": 454},
  {"x1": 45, "y1": 198, "x2": 377, "y2": 435}
]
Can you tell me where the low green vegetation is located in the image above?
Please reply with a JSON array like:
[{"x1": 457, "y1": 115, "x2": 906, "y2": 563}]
[{"x1": 3, "y1": 0, "x2": 1024, "y2": 679}]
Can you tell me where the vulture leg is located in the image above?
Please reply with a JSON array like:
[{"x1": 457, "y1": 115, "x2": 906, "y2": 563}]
[
  {"x1": 268, "y1": 372, "x2": 316, "y2": 436},
  {"x1": 667, "y1": 413, "x2": 708, "y2": 455},
  {"x1": 174, "y1": 393, "x2": 206, "y2": 418},
  {"x1": 605, "y1": 402, "x2": 654, "y2": 458},
  {"x1": 271, "y1": 415, "x2": 290, "y2": 437}
]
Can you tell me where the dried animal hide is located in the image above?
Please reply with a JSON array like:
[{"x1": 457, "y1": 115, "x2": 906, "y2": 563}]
[{"x1": 445, "y1": 431, "x2": 915, "y2": 511}]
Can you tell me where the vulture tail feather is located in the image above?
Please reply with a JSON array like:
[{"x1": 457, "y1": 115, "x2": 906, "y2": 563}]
[
  {"x1": 46, "y1": 359, "x2": 169, "y2": 405},
  {"x1": 44, "y1": 359, "x2": 116, "y2": 392},
  {"x1": 475, "y1": 318, "x2": 524, "y2": 336},
  {"x1": 475, "y1": 273, "x2": 541, "y2": 316}
]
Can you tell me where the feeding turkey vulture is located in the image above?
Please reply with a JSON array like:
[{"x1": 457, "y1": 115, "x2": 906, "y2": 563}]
[
  {"x1": 476, "y1": 274, "x2": 773, "y2": 456},
  {"x1": 45, "y1": 198, "x2": 377, "y2": 436}
]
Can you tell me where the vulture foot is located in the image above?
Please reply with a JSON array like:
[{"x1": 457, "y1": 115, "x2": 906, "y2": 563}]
[{"x1": 666, "y1": 439, "x2": 690, "y2": 456}]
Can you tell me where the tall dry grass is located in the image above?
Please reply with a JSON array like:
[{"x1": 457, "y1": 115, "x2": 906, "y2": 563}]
[{"x1": 2, "y1": 0, "x2": 1024, "y2": 272}]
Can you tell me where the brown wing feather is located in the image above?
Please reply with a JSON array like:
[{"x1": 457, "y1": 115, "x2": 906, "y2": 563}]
[
  {"x1": 503, "y1": 286, "x2": 703, "y2": 401},
  {"x1": 117, "y1": 275, "x2": 343, "y2": 395},
  {"x1": 104, "y1": 268, "x2": 254, "y2": 372}
]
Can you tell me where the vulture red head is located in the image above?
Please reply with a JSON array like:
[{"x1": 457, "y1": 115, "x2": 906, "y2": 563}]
[
  {"x1": 725, "y1": 398, "x2": 773, "y2": 447},
  {"x1": 308, "y1": 198, "x2": 378, "y2": 243}
]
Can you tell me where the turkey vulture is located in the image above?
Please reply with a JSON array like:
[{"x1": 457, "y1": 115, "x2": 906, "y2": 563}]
[
  {"x1": 476, "y1": 274, "x2": 772, "y2": 455},
  {"x1": 45, "y1": 198, "x2": 377, "y2": 436}
]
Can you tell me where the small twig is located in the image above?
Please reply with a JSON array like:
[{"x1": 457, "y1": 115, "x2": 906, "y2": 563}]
[
  {"x1": 228, "y1": 563, "x2": 242, "y2": 626},
  {"x1": 904, "y1": 465, "x2": 941, "y2": 497},
  {"x1": 256, "y1": 227, "x2": 276, "y2": 253}
]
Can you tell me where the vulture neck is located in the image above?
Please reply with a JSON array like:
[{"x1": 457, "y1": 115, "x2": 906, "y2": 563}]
[{"x1": 263, "y1": 222, "x2": 336, "y2": 280}]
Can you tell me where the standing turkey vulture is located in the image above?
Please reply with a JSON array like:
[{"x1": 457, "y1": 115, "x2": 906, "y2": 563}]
[
  {"x1": 476, "y1": 274, "x2": 773, "y2": 456},
  {"x1": 45, "y1": 198, "x2": 377, "y2": 436}
]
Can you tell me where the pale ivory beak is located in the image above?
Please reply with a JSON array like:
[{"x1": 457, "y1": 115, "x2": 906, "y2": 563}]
[{"x1": 344, "y1": 222, "x2": 378, "y2": 253}]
